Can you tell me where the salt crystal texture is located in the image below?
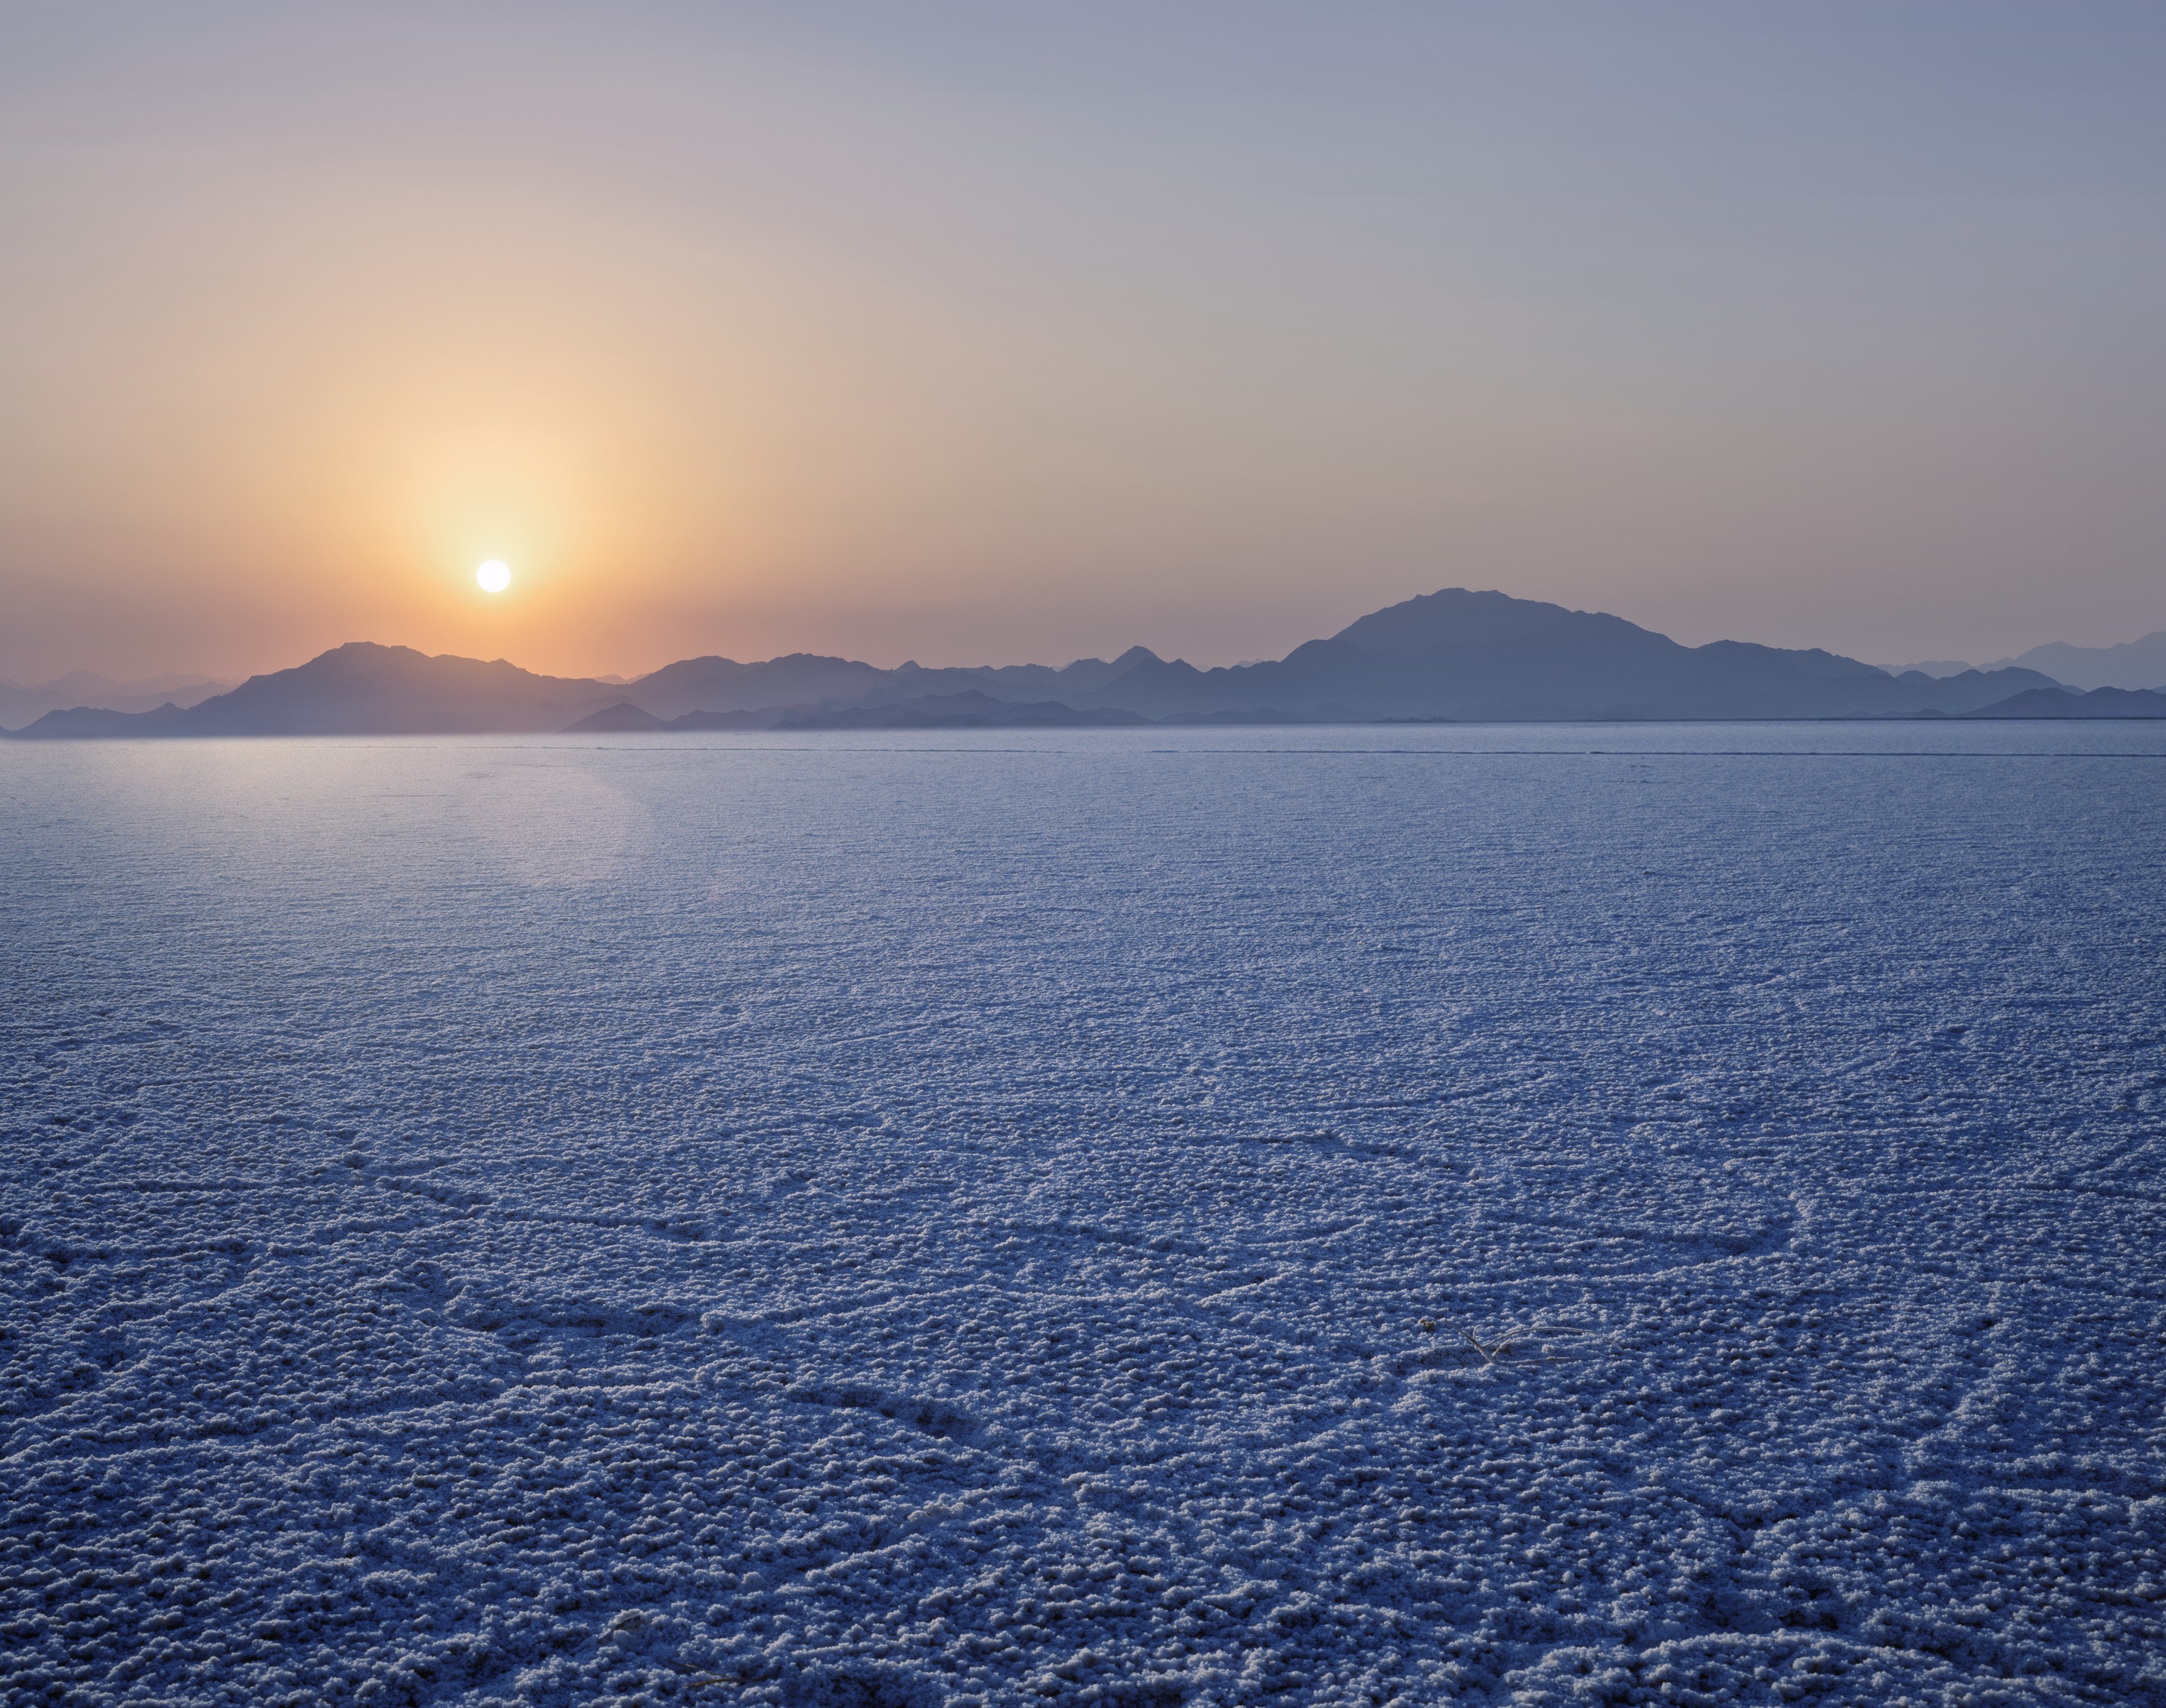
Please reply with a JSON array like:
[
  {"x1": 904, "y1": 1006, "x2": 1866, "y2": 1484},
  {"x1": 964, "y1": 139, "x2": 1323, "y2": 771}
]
[{"x1": 3, "y1": 724, "x2": 2163, "y2": 1706}]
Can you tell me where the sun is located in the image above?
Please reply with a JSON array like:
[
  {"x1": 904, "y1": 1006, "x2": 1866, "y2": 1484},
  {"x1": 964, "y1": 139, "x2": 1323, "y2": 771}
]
[{"x1": 476, "y1": 559, "x2": 512, "y2": 594}]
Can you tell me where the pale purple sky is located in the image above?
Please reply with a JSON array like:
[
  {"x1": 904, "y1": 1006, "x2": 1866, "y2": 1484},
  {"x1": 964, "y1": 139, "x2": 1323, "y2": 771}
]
[{"x1": 4, "y1": 2, "x2": 2163, "y2": 680}]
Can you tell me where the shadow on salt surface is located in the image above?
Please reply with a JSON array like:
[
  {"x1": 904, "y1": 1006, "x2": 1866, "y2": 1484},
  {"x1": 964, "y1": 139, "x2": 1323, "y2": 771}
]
[
  {"x1": 451, "y1": 1296, "x2": 701, "y2": 1342},
  {"x1": 768, "y1": 1657, "x2": 1183, "y2": 1708},
  {"x1": 776, "y1": 1378, "x2": 981, "y2": 1443},
  {"x1": 771, "y1": 1662, "x2": 939, "y2": 1708}
]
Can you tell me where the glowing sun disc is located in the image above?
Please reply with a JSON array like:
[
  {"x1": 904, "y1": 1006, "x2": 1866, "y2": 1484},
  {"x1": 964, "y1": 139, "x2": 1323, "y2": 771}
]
[{"x1": 477, "y1": 560, "x2": 512, "y2": 593}]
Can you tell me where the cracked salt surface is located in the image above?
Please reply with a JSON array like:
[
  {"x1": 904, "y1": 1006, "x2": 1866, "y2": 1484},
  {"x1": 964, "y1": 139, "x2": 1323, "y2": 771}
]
[{"x1": 3, "y1": 724, "x2": 2165, "y2": 1708}]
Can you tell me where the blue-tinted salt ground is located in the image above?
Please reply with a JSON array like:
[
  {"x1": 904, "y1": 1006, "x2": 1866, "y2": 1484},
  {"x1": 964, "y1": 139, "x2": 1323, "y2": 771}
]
[{"x1": 4, "y1": 724, "x2": 2165, "y2": 1708}]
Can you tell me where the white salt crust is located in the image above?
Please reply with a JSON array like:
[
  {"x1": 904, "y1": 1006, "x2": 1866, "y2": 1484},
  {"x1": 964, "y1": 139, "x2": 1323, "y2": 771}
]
[{"x1": 3, "y1": 725, "x2": 2164, "y2": 1707}]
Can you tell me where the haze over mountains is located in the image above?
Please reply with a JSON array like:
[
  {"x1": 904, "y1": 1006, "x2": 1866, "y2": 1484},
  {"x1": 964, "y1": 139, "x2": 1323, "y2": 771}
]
[
  {"x1": 10, "y1": 589, "x2": 2164, "y2": 739},
  {"x1": 1889, "y1": 630, "x2": 2166, "y2": 691},
  {"x1": 0, "y1": 671, "x2": 230, "y2": 728}
]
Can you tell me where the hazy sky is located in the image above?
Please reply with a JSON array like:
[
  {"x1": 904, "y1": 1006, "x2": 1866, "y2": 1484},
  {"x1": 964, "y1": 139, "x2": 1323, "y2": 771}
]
[{"x1": 4, "y1": 3, "x2": 2164, "y2": 681}]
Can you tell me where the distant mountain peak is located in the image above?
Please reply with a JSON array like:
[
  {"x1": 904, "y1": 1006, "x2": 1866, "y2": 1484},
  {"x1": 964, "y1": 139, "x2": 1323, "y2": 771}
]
[
  {"x1": 1987, "y1": 630, "x2": 2166, "y2": 692},
  {"x1": 0, "y1": 668, "x2": 234, "y2": 725},
  {"x1": 1329, "y1": 588, "x2": 1668, "y2": 659}
]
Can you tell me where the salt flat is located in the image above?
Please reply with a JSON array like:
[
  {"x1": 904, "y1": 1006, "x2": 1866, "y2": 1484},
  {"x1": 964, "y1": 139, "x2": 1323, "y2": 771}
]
[{"x1": 4, "y1": 725, "x2": 2164, "y2": 1707}]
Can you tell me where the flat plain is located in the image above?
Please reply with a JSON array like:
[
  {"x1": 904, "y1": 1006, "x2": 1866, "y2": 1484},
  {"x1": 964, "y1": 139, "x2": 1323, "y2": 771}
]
[{"x1": 4, "y1": 725, "x2": 2164, "y2": 1707}]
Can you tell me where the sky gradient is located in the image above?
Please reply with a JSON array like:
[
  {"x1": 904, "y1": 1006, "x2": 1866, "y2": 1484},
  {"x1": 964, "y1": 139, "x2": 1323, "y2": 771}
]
[{"x1": 4, "y1": 2, "x2": 2164, "y2": 681}]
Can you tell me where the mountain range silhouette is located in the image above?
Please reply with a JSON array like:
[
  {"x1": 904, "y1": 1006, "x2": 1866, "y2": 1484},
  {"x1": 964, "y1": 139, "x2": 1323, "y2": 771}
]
[{"x1": 10, "y1": 589, "x2": 2162, "y2": 739}]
